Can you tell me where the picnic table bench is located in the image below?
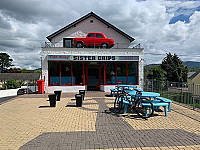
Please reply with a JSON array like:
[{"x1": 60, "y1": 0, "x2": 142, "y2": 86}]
[{"x1": 119, "y1": 91, "x2": 172, "y2": 117}]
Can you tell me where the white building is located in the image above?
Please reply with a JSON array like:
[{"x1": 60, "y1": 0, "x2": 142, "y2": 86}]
[{"x1": 42, "y1": 12, "x2": 144, "y2": 93}]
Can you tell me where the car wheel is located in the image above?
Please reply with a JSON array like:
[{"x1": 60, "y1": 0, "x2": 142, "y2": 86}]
[
  {"x1": 101, "y1": 43, "x2": 108, "y2": 48},
  {"x1": 76, "y1": 42, "x2": 83, "y2": 48}
]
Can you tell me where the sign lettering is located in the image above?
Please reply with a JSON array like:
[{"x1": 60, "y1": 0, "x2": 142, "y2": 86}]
[{"x1": 47, "y1": 55, "x2": 139, "y2": 61}]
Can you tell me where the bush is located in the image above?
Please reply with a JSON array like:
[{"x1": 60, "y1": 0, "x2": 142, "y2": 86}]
[{"x1": 4, "y1": 79, "x2": 21, "y2": 89}]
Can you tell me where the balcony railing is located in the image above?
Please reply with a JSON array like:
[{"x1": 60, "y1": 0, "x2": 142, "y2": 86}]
[{"x1": 44, "y1": 42, "x2": 141, "y2": 49}]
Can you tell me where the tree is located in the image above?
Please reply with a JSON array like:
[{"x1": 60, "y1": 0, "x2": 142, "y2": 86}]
[
  {"x1": 161, "y1": 53, "x2": 188, "y2": 82},
  {"x1": 0, "y1": 53, "x2": 13, "y2": 73},
  {"x1": 144, "y1": 66, "x2": 149, "y2": 80},
  {"x1": 8, "y1": 68, "x2": 21, "y2": 73},
  {"x1": 147, "y1": 65, "x2": 166, "y2": 81}
]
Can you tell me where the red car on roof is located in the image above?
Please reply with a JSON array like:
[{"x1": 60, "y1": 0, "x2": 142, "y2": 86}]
[{"x1": 74, "y1": 32, "x2": 114, "y2": 48}]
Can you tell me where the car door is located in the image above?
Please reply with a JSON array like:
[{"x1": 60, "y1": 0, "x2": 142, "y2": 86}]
[
  {"x1": 96, "y1": 33, "x2": 104, "y2": 47},
  {"x1": 85, "y1": 33, "x2": 95, "y2": 47}
]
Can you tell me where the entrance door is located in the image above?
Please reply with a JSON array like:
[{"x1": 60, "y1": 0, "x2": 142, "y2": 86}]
[{"x1": 87, "y1": 65, "x2": 101, "y2": 91}]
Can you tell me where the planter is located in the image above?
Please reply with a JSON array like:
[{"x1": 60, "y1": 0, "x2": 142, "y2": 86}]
[
  {"x1": 48, "y1": 94, "x2": 56, "y2": 107},
  {"x1": 54, "y1": 90, "x2": 62, "y2": 101},
  {"x1": 75, "y1": 94, "x2": 83, "y2": 107},
  {"x1": 79, "y1": 90, "x2": 85, "y2": 100}
]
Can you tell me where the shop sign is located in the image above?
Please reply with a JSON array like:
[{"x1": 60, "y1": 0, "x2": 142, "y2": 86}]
[{"x1": 47, "y1": 55, "x2": 139, "y2": 61}]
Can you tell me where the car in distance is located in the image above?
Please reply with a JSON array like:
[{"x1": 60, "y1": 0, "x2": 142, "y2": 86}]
[
  {"x1": 17, "y1": 88, "x2": 33, "y2": 95},
  {"x1": 74, "y1": 32, "x2": 114, "y2": 48}
]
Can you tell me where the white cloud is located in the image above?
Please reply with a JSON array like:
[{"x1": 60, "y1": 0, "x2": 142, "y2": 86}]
[{"x1": 0, "y1": 0, "x2": 200, "y2": 69}]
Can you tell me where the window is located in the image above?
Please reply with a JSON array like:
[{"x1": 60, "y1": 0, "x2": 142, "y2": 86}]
[
  {"x1": 96, "y1": 34, "x2": 103, "y2": 38},
  {"x1": 90, "y1": 20, "x2": 93, "y2": 23},
  {"x1": 61, "y1": 62, "x2": 71, "y2": 85},
  {"x1": 117, "y1": 62, "x2": 126, "y2": 84},
  {"x1": 105, "y1": 62, "x2": 116, "y2": 85},
  {"x1": 48, "y1": 61, "x2": 84, "y2": 86},
  {"x1": 72, "y1": 62, "x2": 83, "y2": 85},
  {"x1": 63, "y1": 38, "x2": 73, "y2": 48},
  {"x1": 128, "y1": 62, "x2": 138, "y2": 85},
  {"x1": 88, "y1": 33, "x2": 94, "y2": 37},
  {"x1": 49, "y1": 61, "x2": 60, "y2": 86}
]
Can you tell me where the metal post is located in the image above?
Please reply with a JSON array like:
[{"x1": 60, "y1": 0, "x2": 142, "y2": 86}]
[
  {"x1": 199, "y1": 99, "x2": 200, "y2": 109},
  {"x1": 35, "y1": 79, "x2": 36, "y2": 92},
  {"x1": 181, "y1": 83, "x2": 183, "y2": 103},
  {"x1": 188, "y1": 84, "x2": 190, "y2": 105},
  {"x1": 192, "y1": 83, "x2": 195, "y2": 110},
  {"x1": 167, "y1": 81, "x2": 169, "y2": 98},
  {"x1": 27, "y1": 82, "x2": 29, "y2": 94}
]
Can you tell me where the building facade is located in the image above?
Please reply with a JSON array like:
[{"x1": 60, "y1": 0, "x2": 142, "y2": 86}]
[
  {"x1": 42, "y1": 12, "x2": 144, "y2": 93},
  {"x1": 188, "y1": 70, "x2": 200, "y2": 95}
]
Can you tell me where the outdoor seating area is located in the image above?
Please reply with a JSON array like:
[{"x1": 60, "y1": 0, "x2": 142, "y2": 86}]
[
  {"x1": 111, "y1": 85, "x2": 172, "y2": 118},
  {"x1": 0, "y1": 91, "x2": 200, "y2": 150}
]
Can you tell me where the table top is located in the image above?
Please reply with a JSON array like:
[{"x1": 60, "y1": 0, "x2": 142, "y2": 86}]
[
  {"x1": 117, "y1": 85, "x2": 137, "y2": 88},
  {"x1": 128, "y1": 91, "x2": 160, "y2": 98}
]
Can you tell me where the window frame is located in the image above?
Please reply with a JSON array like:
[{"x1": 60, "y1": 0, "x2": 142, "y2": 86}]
[{"x1": 48, "y1": 61, "x2": 85, "y2": 86}]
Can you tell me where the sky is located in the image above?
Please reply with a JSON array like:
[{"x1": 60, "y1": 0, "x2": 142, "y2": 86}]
[{"x1": 0, "y1": 0, "x2": 200, "y2": 69}]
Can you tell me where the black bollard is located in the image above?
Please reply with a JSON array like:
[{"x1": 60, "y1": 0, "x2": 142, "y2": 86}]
[
  {"x1": 54, "y1": 91, "x2": 62, "y2": 101},
  {"x1": 79, "y1": 90, "x2": 85, "y2": 100},
  {"x1": 48, "y1": 94, "x2": 56, "y2": 107},
  {"x1": 75, "y1": 94, "x2": 83, "y2": 107}
]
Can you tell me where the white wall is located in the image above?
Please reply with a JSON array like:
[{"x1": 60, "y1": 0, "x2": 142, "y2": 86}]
[
  {"x1": 0, "y1": 88, "x2": 20, "y2": 98},
  {"x1": 51, "y1": 16, "x2": 131, "y2": 49}
]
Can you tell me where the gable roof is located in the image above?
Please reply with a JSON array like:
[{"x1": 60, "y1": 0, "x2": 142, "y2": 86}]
[
  {"x1": 46, "y1": 12, "x2": 135, "y2": 42},
  {"x1": 188, "y1": 70, "x2": 200, "y2": 80}
]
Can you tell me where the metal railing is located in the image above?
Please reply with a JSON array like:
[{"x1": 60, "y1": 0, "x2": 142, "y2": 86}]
[
  {"x1": 44, "y1": 42, "x2": 140, "y2": 49},
  {"x1": 0, "y1": 80, "x2": 38, "y2": 93},
  {"x1": 144, "y1": 79, "x2": 200, "y2": 110}
]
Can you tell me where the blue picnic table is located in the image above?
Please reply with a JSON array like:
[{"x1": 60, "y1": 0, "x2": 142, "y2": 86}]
[
  {"x1": 129, "y1": 91, "x2": 160, "y2": 99},
  {"x1": 117, "y1": 85, "x2": 137, "y2": 88},
  {"x1": 123, "y1": 91, "x2": 170, "y2": 116},
  {"x1": 110, "y1": 85, "x2": 137, "y2": 97}
]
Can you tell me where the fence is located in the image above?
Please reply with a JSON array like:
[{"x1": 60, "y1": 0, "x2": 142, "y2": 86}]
[
  {"x1": 0, "y1": 80, "x2": 38, "y2": 93},
  {"x1": 144, "y1": 79, "x2": 200, "y2": 110}
]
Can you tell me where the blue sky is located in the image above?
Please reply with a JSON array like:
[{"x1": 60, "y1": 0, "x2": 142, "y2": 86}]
[
  {"x1": 0, "y1": 0, "x2": 200, "y2": 69},
  {"x1": 169, "y1": 4, "x2": 200, "y2": 23}
]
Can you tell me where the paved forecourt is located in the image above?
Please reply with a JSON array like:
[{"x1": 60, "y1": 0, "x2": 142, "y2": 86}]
[{"x1": 0, "y1": 92, "x2": 199, "y2": 150}]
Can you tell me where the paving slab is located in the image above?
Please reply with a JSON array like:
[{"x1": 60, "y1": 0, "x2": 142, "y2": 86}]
[{"x1": 0, "y1": 92, "x2": 199, "y2": 150}]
